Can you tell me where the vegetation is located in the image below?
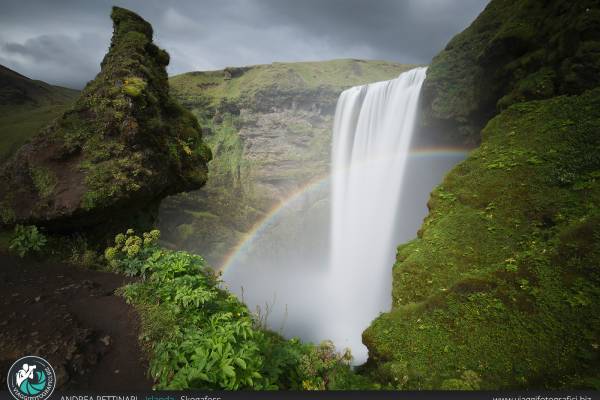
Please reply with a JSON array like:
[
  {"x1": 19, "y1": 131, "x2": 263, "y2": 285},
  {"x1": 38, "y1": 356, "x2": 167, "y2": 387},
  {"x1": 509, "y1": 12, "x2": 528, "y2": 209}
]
[
  {"x1": 170, "y1": 59, "x2": 416, "y2": 110},
  {"x1": 0, "y1": 104, "x2": 74, "y2": 162},
  {"x1": 0, "y1": 65, "x2": 79, "y2": 161},
  {"x1": 421, "y1": 0, "x2": 600, "y2": 142},
  {"x1": 105, "y1": 228, "x2": 371, "y2": 390},
  {"x1": 9, "y1": 224, "x2": 47, "y2": 258},
  {"x1": 364, "y1": 88, "x2": 600, "y2": 389}
]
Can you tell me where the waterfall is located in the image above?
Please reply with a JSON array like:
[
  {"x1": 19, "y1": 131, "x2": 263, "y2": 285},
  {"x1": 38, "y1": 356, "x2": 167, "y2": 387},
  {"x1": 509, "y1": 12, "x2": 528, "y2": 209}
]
[
  {"x1": 219, "y1": 67, "x2": 459, "y2": 368},
  {"x1": 328, "y1": 67, "x2": 428, "y2": 364}
]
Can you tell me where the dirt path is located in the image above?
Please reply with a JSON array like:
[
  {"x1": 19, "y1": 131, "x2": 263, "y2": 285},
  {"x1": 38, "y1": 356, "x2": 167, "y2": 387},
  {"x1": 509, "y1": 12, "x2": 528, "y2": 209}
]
[{"x1": 0, "y1": 254, "x2": 152, "y2": 390}]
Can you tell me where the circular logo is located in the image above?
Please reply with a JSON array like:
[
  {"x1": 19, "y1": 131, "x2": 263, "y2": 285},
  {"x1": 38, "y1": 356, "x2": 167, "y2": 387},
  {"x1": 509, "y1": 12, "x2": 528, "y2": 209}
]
[{"x1": 6, "y1": 356, "x2": 55, "y2": 400}]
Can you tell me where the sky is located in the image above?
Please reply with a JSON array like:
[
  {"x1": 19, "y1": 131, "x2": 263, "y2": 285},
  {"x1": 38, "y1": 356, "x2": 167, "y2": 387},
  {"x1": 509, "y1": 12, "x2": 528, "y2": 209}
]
[{"x1": 0, "y1": 0, "x2": 489, "y2": 89}]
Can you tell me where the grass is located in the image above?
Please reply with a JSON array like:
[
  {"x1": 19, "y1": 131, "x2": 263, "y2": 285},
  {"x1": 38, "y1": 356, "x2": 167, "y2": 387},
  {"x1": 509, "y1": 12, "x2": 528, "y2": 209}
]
[
  {"x1": 170, "y1": 59, "x2": 416, "y2": 109},
  {"x1": 0, "y1": 104, "x2": 72, "y2": 161},
  {"x1": 363, "y1": 88, "x2": 600, "y2": 389}
]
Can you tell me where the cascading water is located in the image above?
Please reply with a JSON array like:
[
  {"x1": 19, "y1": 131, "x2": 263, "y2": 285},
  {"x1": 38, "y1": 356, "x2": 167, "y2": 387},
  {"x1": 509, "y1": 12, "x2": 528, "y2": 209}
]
[
  {"x1": 327, "y1": 67, "x2": 428, "y2": 363},
  {"x1": 220, "y1": 66, "x2": 463, "y2": 366}
]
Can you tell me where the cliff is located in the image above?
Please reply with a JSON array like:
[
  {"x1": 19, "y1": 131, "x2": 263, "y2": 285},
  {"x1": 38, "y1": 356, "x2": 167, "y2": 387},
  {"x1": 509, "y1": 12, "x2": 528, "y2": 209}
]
[
  {"x1": 159, "y1": 59, "x2": 415, "y2": 265},
  {"x1": 364, "y1": 0, "x2": 600, "y2": 389},
  {"x1": 420, "y1": 0, "x2": 600, "y2": 145}
]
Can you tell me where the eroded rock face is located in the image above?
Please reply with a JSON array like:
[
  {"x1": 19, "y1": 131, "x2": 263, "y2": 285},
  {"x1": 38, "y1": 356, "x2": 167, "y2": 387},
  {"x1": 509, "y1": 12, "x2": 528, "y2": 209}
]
[
  {"x1": 420, "y1": 0, "x2": 600, "y2": 145},
  {"x1": 0, "y1": 7, "x2": 210, "y2": 230}
]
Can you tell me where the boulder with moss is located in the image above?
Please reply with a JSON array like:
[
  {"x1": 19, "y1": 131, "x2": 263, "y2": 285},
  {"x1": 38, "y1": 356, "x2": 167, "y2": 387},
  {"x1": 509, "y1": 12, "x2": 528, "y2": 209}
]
[
  {"x1": 0, "y1": 7, "x2": 211, "y2": 230},
  {"x1": 420, "y1": 0, "x2": 600, "y2": 144}
]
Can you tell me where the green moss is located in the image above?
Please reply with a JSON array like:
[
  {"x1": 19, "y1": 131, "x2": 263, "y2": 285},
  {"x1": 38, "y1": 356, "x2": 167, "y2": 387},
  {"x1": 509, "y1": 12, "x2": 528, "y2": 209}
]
[
  {"x1": 122, "y1": 76, "x2": 147, "y2": 97},
  {"x1": 422, "y1": 0, "x2": 600, "y2": 141},
  {"x1": 81, "y1": 153, "x2": 148, "y2": 210},
  {"x1": 364, "y1": 89, "x2": 600, "y2": 389},
  {"x1": 29, "y1": 166, "x2": 57, "y2": 199}
]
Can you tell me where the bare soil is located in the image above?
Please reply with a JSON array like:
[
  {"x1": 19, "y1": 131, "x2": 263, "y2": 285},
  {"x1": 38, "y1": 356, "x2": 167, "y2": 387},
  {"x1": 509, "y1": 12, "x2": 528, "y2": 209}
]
[{"x1": 0, "y1": 254, "x2": 152, "y2": 390}]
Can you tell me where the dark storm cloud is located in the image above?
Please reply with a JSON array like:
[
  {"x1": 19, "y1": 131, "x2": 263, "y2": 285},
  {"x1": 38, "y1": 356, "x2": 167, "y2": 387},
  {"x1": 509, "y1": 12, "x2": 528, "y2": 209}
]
[{"x1": 0, "y1": 0, "x2": 488, "y2": 89}]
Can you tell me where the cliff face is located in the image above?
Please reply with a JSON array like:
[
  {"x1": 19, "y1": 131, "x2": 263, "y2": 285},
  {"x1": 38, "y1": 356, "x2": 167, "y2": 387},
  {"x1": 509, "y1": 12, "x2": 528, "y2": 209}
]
[
  {"x1": 420, "y1": 0, "x2": 600, "y2": 144},
  {"x1": 365, "y1": 0, "x2": 600, "y2": 389},
  {"x1": 0, "y1": 7, "x2": 210, "y2": 230},
  {"x1": 158, "y1": 60, "x2": 415, "y2": 265}
]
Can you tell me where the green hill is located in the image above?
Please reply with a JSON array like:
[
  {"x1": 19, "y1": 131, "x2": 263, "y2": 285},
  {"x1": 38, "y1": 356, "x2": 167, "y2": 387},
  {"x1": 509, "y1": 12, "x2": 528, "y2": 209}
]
[
  {"x1": 0, "y1": 65, "x2": 79, "y2": 161},
  {"x1": 170, "y1": 59, "x2": 416, "y2": 110}
]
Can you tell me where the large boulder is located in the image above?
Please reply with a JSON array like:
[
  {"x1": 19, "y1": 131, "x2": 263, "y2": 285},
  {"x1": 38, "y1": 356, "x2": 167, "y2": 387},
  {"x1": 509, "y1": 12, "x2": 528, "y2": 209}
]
[{"x1": 0, "y1": 7, "x2": 211, "y2": 230}]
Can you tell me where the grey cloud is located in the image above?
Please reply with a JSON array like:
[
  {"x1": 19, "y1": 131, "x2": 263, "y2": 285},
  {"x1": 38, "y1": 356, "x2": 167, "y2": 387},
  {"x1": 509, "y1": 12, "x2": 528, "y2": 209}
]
[
  {"x1": 1, "y1": 32, "x2": 107, "y2": 88},
  {"x1": 0, "y1": 0, "x2": 489, "y2": 89}
]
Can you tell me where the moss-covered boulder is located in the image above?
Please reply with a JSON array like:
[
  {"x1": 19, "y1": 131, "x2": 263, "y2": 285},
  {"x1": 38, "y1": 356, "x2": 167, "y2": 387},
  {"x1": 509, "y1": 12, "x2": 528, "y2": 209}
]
[
  {"x1": 0, "y1": 7, "x2": 210, "y2": 229},
  {"x1": 421, "y1": 0, "x2": 600, "y2": 144},
  {"x1": 364, "y1": 88, "x2": 600, "y2": 389}
]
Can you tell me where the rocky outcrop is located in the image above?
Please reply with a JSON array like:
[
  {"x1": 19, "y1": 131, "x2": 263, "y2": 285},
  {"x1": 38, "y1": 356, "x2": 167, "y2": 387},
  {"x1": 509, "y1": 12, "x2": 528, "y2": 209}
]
[
  {"x1": 0, "y1": 7, "x2": 210, "y2": 230},
  {"x1": 420, "y1": 0, "x2": 600, "y2": 145}
]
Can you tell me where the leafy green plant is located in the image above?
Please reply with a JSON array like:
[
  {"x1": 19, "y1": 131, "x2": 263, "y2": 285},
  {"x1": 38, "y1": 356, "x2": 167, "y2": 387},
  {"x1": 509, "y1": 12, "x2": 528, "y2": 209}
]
[
  {"x1": 107, "y1": 228, "x2": 362, "y2": 390},
  {"x1": 9, "y1": 224, "x2": 47, "y2": 258}
]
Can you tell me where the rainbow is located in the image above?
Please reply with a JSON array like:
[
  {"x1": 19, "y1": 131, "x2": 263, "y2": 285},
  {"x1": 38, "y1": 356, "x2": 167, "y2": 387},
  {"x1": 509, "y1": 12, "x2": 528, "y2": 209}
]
[{"x1": 217, "y1": 146, "x2": 470, "y2": 274}]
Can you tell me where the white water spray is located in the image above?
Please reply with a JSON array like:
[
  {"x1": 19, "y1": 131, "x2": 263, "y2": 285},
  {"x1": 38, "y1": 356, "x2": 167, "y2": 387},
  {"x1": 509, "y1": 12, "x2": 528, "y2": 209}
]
[{"x1": 328, "y1": 67, "x2": 428, "y2": 363}]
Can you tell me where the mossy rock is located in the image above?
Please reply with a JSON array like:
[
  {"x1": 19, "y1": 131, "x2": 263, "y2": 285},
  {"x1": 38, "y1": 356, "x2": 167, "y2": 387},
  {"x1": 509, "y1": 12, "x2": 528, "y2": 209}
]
[
  {"x1": 420, "y1": 0, "x2": 600, "y2": 144},
  {"x1": 0, "y1": 7, "x2": 210, "y2": 230},
  {"x1": 363, "y1": 88, "x2": 600, "y2": 389}
]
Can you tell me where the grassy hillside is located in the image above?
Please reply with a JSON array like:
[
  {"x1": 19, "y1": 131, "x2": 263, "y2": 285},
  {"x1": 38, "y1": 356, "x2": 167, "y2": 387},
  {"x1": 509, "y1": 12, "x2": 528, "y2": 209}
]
[
  {"x1": 364, "y1": 0, "x2": 600, "y2": 389},
  {"x1": 171, "y1": 59, "x2": 416, "y2": 109},
  {"x1": 0, "y1": 65, "x2": 79, "y2": 161},
  {"x1": 160, "y1": 59, "x2": 415, "y2": 265},
  {"x1": 364, "y1": 88, "x2": 600, "y2": 389},
  {"x1": 0, "y1": 64, "x2": 78, "y2": 108}
]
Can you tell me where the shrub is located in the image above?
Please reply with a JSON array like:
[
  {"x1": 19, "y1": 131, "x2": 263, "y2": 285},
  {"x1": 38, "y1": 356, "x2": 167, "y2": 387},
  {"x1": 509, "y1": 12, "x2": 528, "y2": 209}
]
[
  {"x1": 106, "y1": 228, "x2": 363, "y2": 390},
  {"x1": 9, "y1": 225, "x2": 47, "y2": 258}
]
